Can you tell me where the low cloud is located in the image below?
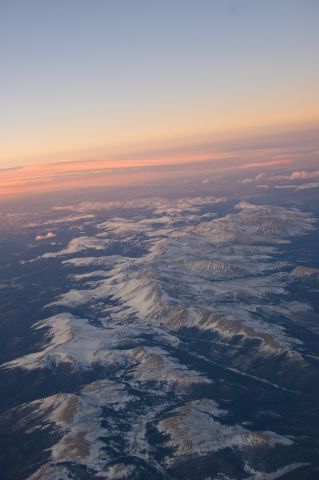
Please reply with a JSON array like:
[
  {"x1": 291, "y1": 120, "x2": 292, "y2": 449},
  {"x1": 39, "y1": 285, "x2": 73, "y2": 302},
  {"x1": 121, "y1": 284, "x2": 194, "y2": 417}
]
[
  {"x1": 240, "y1": 172, "x2": 267, "y2": 184},
  {"x1": 240, "y1": 169, "x2": 319, "y2": 184},
  {"x1": 287, "y1": 170, "x2": 319, "y2": 180},
  {"x1": 274, "y1": 182, "x2": 319, "y2": 191},
  {"x1": 271, "y1": 169, "x2": 319, "y2": 181},
  {"x1": 35, "y1": 232, "x2": 56, "y2": 241}
]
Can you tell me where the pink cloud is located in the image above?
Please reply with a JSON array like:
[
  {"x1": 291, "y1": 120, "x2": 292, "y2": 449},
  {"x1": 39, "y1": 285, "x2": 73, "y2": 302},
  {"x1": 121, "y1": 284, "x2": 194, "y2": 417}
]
[
  {"x1": 289, "y1": 170, "x2": 319, "y2": 180},
  {"x1": 239, "y1": 172, "x2": 267, "y2": 184},
  {"x1": 239, "y1": 159, "x2": 291, "y2": 169},
  {"x1": 35, "y1": 232, "x2": 56, "y2": 241}
]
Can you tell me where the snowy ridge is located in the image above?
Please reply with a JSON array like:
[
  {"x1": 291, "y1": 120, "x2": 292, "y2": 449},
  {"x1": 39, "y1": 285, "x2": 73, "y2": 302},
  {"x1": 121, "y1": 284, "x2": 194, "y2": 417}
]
[
  {"x1": 157, "y1": 399, "x2": 292, "y2": 463},
  {"x1": 2, "y1": 197, "x2": 318, "y2": 479}
]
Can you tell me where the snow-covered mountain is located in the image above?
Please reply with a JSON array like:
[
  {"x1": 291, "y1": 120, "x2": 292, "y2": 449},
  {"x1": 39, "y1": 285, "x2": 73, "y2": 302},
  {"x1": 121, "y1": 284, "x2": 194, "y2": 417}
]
[{"x1": 1, "y1": 193, "x2": 319, "y2": 480}]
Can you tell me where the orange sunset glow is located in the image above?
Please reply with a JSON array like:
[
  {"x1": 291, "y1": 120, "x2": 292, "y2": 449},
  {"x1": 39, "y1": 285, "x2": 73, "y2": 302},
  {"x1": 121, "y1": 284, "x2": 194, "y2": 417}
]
[{"x1": 0, "y1": 142, "x2": 313, "y2": 198}]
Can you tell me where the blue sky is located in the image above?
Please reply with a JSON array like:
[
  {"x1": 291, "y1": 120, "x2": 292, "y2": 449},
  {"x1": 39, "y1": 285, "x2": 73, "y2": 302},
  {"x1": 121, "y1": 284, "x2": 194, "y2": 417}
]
[{"x1": 1, "y1": 0, "x2": 319, "y2": 167}]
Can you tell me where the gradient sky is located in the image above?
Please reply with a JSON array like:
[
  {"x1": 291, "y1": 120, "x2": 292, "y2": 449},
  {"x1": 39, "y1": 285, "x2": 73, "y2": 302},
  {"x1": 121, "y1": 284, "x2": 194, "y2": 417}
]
[{"x1": 1, "y1": 0, "x2": 319, "y2": 169}]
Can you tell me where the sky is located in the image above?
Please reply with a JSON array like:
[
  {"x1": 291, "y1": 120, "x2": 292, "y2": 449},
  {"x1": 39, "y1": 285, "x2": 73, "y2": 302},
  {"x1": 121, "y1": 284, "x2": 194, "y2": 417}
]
[{"x1": 1, "y1": 0, "x2": 319, "y2": 194}]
